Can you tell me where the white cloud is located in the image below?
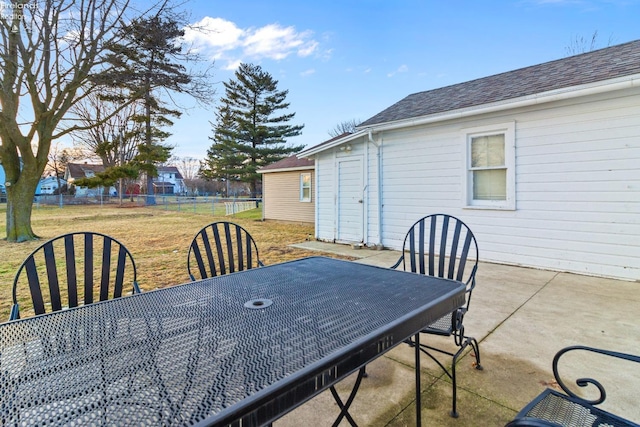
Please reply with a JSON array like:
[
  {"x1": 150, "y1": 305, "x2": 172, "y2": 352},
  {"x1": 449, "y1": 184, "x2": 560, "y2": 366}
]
[
  {"x1": 183, "y1": 17, "x2": 244, "y2": 50},
  {"x1": 387, "y1": 64, "x2": 409, "y2": 77},
  {"x1": 300, "y1": 69, "x2": 316, "y2": 76},
  {"x1": 224, "y1": 59, "x2": 243, "y2": 71},
  {"x1": 299, "y1": 41, "x2": 319, "y2": 57},
  {"x1": 183, "y1": 18, "x2": 321, "y2": 68}
]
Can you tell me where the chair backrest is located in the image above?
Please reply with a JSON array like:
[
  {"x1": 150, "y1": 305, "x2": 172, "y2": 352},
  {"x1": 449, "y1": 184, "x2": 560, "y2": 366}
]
[
  {"x1": 187, "y1": 221, "x2": 262, "y2": 281},
  {"x1": 397, "y1": 214, "x2": 479, "y2": 293},
  {"x1": 10, "y1": 232, "x2": 139, "y2": 321}
]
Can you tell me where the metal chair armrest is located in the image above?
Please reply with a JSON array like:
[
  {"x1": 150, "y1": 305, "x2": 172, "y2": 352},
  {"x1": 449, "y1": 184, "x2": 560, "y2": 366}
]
[
  {"x1": 9, "y1": 304, "x2": 19, "y2": 321},
  {"x1": 390, "y1": 256, "x2": 402, "y2": 269},
  {"x1": 505, "y1": 417, "x2": 564, "y2": 427},
  {"x1": 552, "y1": 345, "x2": 640, "y2": 406}
]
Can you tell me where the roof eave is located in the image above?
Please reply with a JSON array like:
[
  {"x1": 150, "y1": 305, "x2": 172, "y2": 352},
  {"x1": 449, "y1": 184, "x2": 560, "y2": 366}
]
[
  {"x1": 258, "y1": 165, "x2": 315, "y2": 174},
  {"x1": 297, "y1": 129, "x2": 370, "y2": 157},
  {"x1": 360, "y1": 73, "x2": 640, "y2": 134}
]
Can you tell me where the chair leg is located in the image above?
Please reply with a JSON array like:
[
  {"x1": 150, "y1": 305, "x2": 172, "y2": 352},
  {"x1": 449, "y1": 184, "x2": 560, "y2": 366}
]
[
  {"x1": 410, "y1": 333, "x2": 482, "y2": 418},
  {"x1": 470, "y1": 336, "x2": 483, "y2": 370},
  {"x1": 450, "y1": 345, "x2": 462, "y2": 418},
  {"x1": 450, "y1": 334, "x2": 482, "y2": 418}
]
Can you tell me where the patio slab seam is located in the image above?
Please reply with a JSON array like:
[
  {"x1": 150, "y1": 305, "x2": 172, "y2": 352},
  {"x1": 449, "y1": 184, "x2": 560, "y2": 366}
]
[{"x1": 478, "y1": 271, "x2": 560, "y2": 345}]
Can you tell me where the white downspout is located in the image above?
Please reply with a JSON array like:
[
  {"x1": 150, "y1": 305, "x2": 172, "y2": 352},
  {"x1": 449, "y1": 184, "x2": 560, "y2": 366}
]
[
  {"x1": 368, "y1": 130, "x2": 383, "y2": 247},
  {"x1": 314, "y1": 157, "x2": 319, "y2": 240}
]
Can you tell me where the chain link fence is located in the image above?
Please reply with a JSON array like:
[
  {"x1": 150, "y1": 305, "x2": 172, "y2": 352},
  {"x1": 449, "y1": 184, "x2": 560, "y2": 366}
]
[{"x1": 29, "y1": 194, "x2": 261, "y2": 216}]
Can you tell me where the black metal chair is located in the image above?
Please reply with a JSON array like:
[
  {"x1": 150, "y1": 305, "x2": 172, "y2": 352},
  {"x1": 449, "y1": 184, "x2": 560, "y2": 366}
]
[
  {"x1": 392, "y1": 214, "x2": 482, "y2": 418},
  {"x1": 187, "y1": 221, "x2": 264, "y2": 281},
  {"x1": 10, "y1": 231, "x2": 140, "y2": 321},
  {"x1": 506, "y1": 345, "x2": 640, "y2": 427}
]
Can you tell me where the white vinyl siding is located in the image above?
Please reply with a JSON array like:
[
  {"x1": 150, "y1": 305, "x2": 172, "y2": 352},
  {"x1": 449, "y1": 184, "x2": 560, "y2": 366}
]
[{"x1": 314, "y1": 86, "x2": 640, "y2": 280}]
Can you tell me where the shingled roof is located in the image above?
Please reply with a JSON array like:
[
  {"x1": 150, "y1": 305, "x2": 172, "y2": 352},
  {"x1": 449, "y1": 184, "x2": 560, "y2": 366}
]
[
  {"x1": 66, "y1": 162, "x2": 106, "y2": 179},
  {"x1": 360, "y1": 39, "x2": 640, "y2": 127},
  {"x1": 259, "y1": 155, "x2": 314, "y2": 172}
]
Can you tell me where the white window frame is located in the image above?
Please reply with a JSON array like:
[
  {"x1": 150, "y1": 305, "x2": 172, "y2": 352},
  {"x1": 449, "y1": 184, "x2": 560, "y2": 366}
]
[
  {"x1": 300, "y1": 172, "x2": 312, "y2": 202},
  {"x1": 462, "y1": 122, "x2": 516, "y2": 210}
]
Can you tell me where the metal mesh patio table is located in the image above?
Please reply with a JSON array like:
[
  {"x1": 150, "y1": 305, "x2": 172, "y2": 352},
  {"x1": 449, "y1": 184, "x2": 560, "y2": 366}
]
[{"x1": 0, "y1": 256, "x2": 465, "y2": 426}]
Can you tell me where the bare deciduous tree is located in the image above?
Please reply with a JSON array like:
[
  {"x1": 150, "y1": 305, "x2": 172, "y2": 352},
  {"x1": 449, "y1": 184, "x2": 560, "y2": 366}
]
[
  {"x1": 565, "y1": 31, "x2": 615, "y2": 56},
  {"x1": 47, "y1": 142, "x2": 81, "y2": 195},
  {"x1": 71, "y1": 91, "x2": 144, "y2": 168},
  {"x1": 328, "y1": 119, "x2": 361, "y2": 138},
  {"x1": 0, "y1": 0, "x2": 153, "y2": 241},
  {"x1": 168, "y1": 156, "x2": 201, "y2": 195},
  {"x1": 170, "y1": 156, "x2": 199, "y2": 180}
]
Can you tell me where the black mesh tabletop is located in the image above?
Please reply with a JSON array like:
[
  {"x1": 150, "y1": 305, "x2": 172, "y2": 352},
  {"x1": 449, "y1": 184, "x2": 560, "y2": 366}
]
[{"x1": 0, "y1": 256, "x2": 465, "y2": 426}]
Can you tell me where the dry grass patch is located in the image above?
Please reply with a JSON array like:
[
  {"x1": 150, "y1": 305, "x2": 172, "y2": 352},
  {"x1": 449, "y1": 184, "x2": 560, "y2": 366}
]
[{"x1": 0, "y1": 205, "x2": 349, "y2": 320}]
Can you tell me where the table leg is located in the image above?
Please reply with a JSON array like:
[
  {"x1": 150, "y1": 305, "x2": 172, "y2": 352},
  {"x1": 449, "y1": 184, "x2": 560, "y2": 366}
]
[
  {"x1": 415, "y1": 333, "x2": 422, "y2": 427},
  {"x1": 329, "y1": 366, "x2": 366, "y2": 426}
]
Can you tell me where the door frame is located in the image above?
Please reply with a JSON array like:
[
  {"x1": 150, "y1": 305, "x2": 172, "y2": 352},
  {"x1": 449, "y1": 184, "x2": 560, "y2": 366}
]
[{"x1": 335, "y1": 155, "x2": 364, "y2": 244}]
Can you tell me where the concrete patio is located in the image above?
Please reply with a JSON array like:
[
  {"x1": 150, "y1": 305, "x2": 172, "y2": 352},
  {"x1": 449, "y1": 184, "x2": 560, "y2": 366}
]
[{"x1": 274, "y1": 241, "x2": 640, "y2": 426}]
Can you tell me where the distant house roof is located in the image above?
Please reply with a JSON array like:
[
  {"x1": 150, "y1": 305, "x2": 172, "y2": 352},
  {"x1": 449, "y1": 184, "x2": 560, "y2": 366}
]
[
  {"x1": 66, "y1": 163, "x2": 106, "y2": 179},
  {"x1": 258, "y1": 155, "x2": 315, "y2": 173},
  {"x1": 158, "y1": 166, "x2": 184, "y2": 179},
  {"x1": 360, "y1": 39, "x2": 640, "y2": 127},
  {"x1": 40, "y1": 176, "x2": 66, "y2": 184}
]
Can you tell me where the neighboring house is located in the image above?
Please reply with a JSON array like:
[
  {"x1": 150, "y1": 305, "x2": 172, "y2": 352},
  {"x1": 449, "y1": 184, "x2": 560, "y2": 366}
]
[
  {"x1": 298, "y1": 40, "x2": 640, "y2": 281},
  {"x1": 64, "y1": 162, "x2": 116, "y2": 197},
  {"x1": 0, "y1": 159, "x2": 21, "y2": 200},
  {"x1": 37, "y1": 175, "x2": 66, "y2": 195},
  {"x1": 0, "y1": 164, "x2": 5, "y2": 202},
  {"x1": 258, "y1": 155, "x2": 315, "y2": 223},
  {"x1": 142, "y1": 166, "x2": 185, "y2": 195},
  {"x1": 0, "y1": 163, "x2": 6, "y2": 201}
]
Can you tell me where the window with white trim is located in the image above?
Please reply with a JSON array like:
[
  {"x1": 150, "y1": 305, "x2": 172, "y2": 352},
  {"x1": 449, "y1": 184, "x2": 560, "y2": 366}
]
[
  {"x1": 300, "y1": 172, "x2": 311, "y2": 202},
  {"x1": 463, "y1": 123, "x2": 515, "y2": 210}
]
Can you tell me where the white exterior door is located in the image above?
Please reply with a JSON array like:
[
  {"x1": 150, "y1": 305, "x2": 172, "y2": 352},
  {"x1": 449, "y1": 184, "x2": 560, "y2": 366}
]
[{"x1": 337, "y1": 157, "x2": 363, "y2": 243}]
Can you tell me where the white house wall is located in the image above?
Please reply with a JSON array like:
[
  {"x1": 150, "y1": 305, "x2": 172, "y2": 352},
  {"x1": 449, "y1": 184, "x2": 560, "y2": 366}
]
[
  {"x1": 316, "y1": 87, "x2": 640, "y2": 280},
  {"x1": 316, "y1": 136, "x2": 381, "y2": 243}
]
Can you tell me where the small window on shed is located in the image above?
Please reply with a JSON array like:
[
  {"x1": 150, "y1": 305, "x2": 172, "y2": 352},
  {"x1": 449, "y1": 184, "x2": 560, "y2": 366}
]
[
  {"x1": 463, "y1": 122, "x2": 515, "y2": 210},
  {"x1": 300, "y1": 173, "x2": 311, "y2": 202}
]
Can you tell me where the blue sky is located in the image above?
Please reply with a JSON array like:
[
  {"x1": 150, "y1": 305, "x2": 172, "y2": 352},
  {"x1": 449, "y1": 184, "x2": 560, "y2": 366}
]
[{"x1": 165, "y1": 0, "x2": 640, "y2": 158}]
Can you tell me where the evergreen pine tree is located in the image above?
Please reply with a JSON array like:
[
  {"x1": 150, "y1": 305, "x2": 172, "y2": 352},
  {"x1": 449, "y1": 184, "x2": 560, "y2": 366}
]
[
  {"x1": 201, "y1": 63, "x2": 304, "y2": 197},
  {"x1": 99, "y1": 14, "x2": 191, "y2": 204}
]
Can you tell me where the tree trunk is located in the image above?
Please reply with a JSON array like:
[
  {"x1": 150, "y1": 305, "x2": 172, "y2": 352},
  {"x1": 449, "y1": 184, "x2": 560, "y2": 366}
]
[
  {"x1": 144, "y1": 71, "x2": 156, "y2": 206},
  {"x1": 5, "y1": 176, "x2": 40, "y2": 242}
]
